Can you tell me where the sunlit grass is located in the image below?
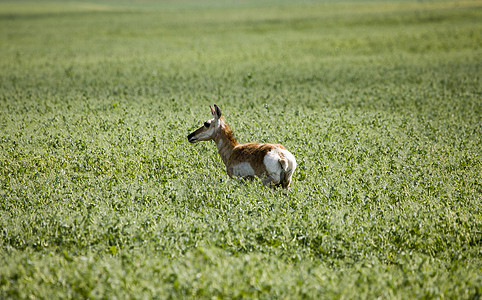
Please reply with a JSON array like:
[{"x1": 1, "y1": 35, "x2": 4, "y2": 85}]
[{"x1": 0, "y1": 0, "x2": 481, "y2": 298}]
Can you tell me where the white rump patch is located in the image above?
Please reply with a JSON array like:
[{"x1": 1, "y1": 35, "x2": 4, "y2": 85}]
[
  {"x1": 263, "y1": 149, "x2": 283, "y2": 182},
  {"x1": 263, "y1": 148, "x2": 296, "y2": 183},
  {"x1": 279, "y1": 149, "x2": 296, "y2": 170},
  {"x1": 232, "y1": 162, "x2": 255, "y2": 177}
]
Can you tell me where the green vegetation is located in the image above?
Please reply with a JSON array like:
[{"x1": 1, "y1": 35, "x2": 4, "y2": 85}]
[{"x1": 0, "y1": 0, "x2": 481, "y2": 298}]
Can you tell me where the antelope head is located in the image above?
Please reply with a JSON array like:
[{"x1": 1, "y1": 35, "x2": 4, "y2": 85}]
[{"x1": 187, "y1": 105, "x2": 222, "y2": 143}]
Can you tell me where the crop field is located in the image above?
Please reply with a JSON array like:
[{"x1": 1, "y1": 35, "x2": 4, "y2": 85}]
[{"x1": 0, "y1": 0, "x2": 481, "y2": 298}]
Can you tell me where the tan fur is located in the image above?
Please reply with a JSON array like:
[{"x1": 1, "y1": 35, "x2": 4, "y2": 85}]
[
  {"x1": 219, "y1": 119, "x2": 238, "y2": 148},
  {"x1": 228, "y1": 142, "x2": 285, "y2": 177}
]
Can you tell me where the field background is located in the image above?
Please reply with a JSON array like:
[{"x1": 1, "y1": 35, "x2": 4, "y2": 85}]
[{"x1": 1, "y1": 0, "x2": 481, "y2": 298}]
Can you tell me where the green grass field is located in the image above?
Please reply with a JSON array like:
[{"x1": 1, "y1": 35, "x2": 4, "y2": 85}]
[{"x1": 1, "y1": 0, "x2": 481, "y2": 298}]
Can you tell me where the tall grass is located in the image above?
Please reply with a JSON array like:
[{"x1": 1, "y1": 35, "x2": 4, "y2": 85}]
[{"x1": 0, "y1": 0, "x2": 481, "y2": 298}]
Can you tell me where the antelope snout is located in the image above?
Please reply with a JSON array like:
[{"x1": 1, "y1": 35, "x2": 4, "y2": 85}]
[{"x1": 187, "y1": 132, "x2": 197, "y2": 143}]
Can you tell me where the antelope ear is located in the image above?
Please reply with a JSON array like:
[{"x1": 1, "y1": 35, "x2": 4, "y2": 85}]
[
  {"x1": 210, "y1": 105, "x2": 216, "y2": 116},
  {"x1": 214, "y1": 104, "x2": 222, "y2": 118}
]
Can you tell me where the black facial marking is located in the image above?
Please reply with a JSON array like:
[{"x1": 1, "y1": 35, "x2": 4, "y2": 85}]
[{"x1": 187, "y1": 131, "x2": 195, "y2": 141}]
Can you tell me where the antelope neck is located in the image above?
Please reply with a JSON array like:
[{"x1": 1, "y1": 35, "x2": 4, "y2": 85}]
[{"x1": 214, "y1": 120, "x2": 238, "y2": 166}]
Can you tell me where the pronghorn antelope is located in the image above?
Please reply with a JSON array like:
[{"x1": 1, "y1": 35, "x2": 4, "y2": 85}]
[{"x1": 187, "y1": 105, "x2": 297, "y2": 190}]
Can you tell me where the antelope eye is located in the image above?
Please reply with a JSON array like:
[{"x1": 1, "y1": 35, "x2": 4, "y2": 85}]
[{"x1": 204, "y1": 121, "x2": 210, "y2": 128}]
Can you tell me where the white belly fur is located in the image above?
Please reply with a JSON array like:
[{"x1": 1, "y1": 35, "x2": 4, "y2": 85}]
[{"x1": 232, "y1": 162, "x2": 255, "y2": 177}]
